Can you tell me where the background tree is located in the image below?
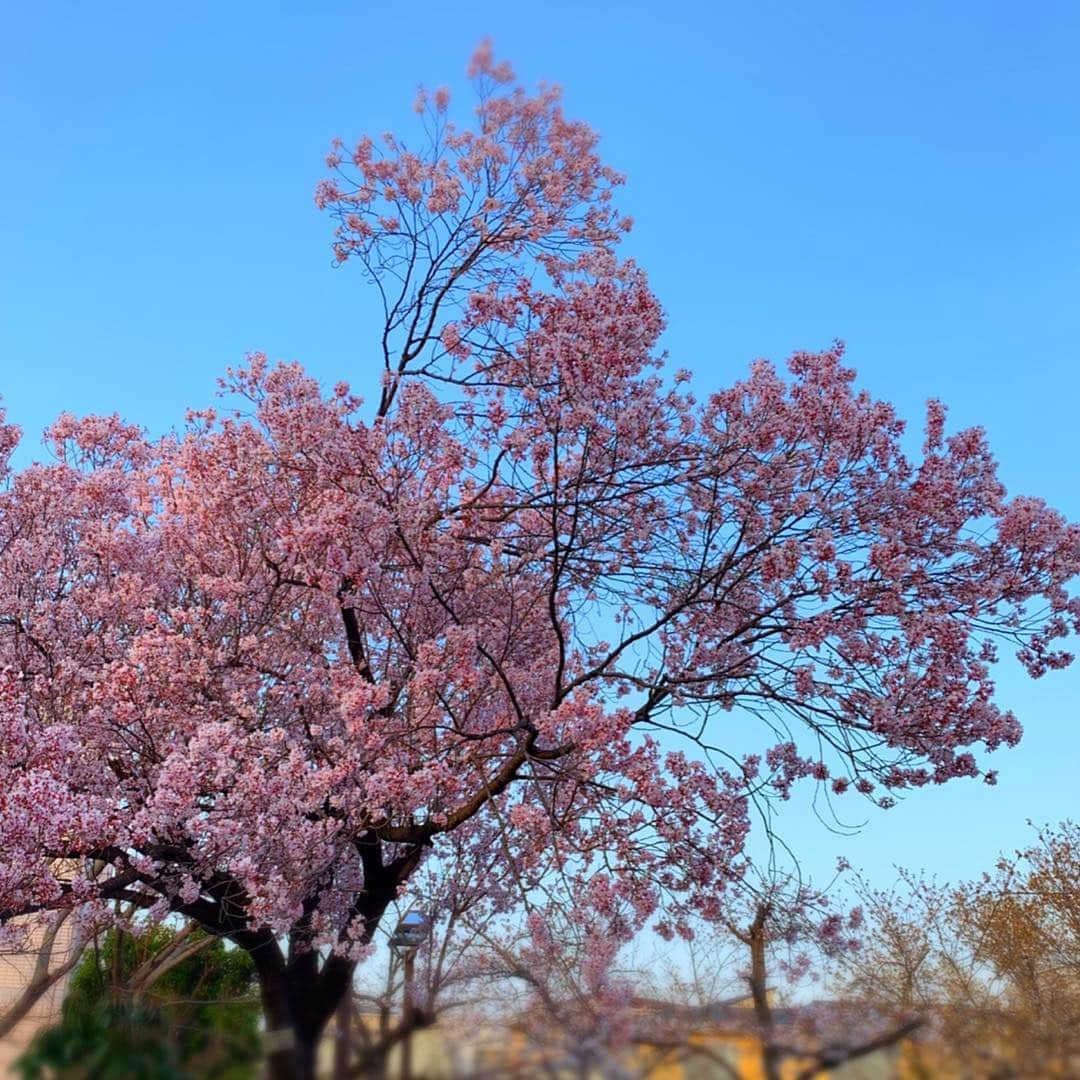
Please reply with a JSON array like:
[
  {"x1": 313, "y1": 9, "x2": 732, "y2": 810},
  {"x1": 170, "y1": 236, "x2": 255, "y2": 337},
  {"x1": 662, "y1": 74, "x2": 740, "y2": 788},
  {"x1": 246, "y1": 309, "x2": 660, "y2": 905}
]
[
  {"x1": 15, "y1": 922, "x2": 260, "y2": 1080},
  {"x1": 1, "y1": 43, "x2": 1079, "y2": 1080},
  {"x1": 717, "y1": 874, "x2": 919, "y2": 1080},
  {"x1": 837, "y1": 820, "x2": 1080, "y2": 1078},
  {"x1": 0, "y1": 910, "x2": 87, "y2": 1044},
  {"x1": 427, "y1": 868, "x2": 916, "y2": 1080},
  {"x1": 337, "y1": 835, "x2": 504, "y2": 1078},
  {"x1": 0, "y1": 861, "x2": 110, "y2": 1043}
]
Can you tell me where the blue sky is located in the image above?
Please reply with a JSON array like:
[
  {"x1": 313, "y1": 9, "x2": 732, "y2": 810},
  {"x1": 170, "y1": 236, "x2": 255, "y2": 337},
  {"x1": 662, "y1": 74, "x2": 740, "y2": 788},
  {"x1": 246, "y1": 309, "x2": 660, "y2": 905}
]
[{"x1": 2, "y1": 1, "x2": 1078, "y2": 890}]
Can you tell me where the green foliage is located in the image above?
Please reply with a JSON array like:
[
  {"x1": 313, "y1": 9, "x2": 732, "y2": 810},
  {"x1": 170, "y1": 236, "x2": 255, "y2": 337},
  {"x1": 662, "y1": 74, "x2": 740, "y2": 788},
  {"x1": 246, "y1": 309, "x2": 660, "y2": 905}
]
[{"x1": 16, "y1": 924, "x2": 261, "y2": 1080}]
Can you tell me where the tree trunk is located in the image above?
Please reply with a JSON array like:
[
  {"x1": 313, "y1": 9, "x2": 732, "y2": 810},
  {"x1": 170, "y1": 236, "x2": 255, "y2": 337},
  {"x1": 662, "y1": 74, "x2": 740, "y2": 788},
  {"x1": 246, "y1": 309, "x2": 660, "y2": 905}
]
[
  {"x1": 333, "y1": 984, "x2": 353, "y2": 1078},
  {"x1": 257, "y1": 958, "x2": 348, "y2": 1080},
  {"x1": 170, "y1": 840, "x2": 418, "y2": 1079},
  {"x1": 259, "y1": 971, "x2": 321, "y2": 1080},
  {"x1": 747, "y1": 905, "x2": 782, "y2": 1080},
  {"x1": 264, "y1": 1029, "x2": 320, "y2": 1080}
]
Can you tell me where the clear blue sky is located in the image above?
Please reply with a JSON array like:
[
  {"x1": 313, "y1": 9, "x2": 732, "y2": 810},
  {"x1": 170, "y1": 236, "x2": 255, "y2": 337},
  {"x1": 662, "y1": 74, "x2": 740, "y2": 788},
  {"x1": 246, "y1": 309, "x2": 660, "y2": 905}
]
[{"x1": 2, "y1": 0, "x2": 1078, "y2": 889}]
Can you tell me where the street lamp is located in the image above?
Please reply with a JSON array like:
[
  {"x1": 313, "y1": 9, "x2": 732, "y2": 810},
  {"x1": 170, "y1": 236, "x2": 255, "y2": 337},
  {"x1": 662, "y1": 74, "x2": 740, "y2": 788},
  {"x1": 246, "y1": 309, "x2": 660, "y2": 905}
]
[
  {"x1": 389, "y1": 910, "x2": 429, "y2": 955},
  {"x1": 389, "y1": 910, "x2": 430, "y2": 1080}
]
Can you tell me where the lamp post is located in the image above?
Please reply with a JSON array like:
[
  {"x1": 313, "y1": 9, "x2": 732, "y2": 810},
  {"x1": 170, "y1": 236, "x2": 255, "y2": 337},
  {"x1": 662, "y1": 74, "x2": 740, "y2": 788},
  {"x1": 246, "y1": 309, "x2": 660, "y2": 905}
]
[{"x1": 389, "y1": 910, "x2": 429, "y2": 1080}]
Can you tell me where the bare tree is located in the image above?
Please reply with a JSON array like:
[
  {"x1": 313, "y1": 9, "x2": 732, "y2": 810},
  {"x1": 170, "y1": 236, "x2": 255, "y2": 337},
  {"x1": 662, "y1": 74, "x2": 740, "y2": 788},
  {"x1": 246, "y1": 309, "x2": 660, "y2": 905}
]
[
  {"x1": 838, "y1": 821, "x2": 1080, "y2": 1079},
  {"x1": 0, "y1": 910, "x2": 86, "y2": 1041}
]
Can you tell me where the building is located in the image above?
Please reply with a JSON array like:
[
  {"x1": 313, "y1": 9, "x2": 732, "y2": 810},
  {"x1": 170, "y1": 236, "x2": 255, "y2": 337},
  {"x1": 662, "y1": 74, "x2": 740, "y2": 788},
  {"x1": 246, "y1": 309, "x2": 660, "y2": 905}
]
[{"x1": 0, "y1": 914, "x2": 80, "y2": 1075}]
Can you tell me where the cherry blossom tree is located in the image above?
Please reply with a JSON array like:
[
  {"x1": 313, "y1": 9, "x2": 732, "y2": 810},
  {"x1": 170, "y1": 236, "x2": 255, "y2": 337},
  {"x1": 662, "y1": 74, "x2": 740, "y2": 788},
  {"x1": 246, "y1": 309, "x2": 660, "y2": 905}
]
[
  {"x1": 1, "y1": 44, "x2": 1079, "y2": 1080},
  {"x1": 409, "y1": 868, "x2": 911, "y2": 1080}
]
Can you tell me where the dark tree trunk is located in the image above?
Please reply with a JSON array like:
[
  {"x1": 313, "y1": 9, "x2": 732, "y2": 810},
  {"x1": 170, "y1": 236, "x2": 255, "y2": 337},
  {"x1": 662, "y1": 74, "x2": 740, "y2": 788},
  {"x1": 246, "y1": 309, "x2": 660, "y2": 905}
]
[
  {"x1": 253, "y1": 947, "x2": 358, "y2": 1080},
  {"x1": 258, "y1": 960, "x2": 349, "y2": 1080},
  {"x1": 264, "y1": 1029, "x2": 319, "y2": 1080},
  {"x1": 259, "y1": 967, "x2": 319, "y2": 1080},
  {"x1": 168, "y1": 840, "x2": 424, "y2": 1080},
  {"x1": 334, "y1": 985, "x2": 354, "y2": 1078}
]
